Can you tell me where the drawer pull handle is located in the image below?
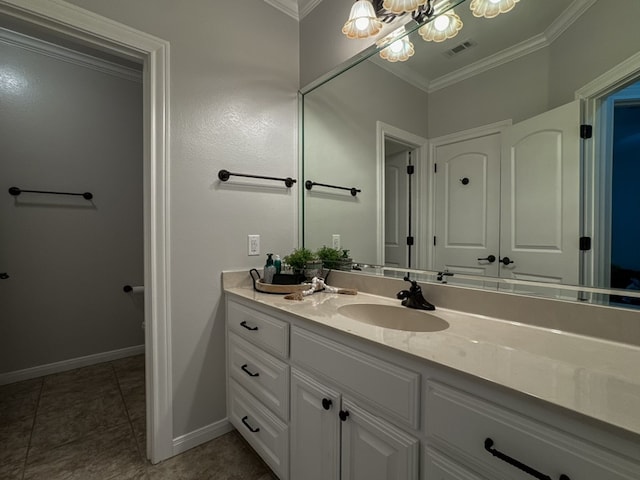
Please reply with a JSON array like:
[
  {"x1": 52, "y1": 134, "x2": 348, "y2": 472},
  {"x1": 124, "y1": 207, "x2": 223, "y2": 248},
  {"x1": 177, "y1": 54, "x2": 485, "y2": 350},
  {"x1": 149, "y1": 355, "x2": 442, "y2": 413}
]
[
  {"x1": 322, "y1": 398, "x2": 332, "y2": 410},
  {"x1": 484, "y1": 438, "x2": 570, "y2": 480},
  {"x1": 240, "y1": 321, "x2": 258, "y2": 331},
  {"x1": 339, "y1": 410, "x2": 349, "y2": 421},
  {"x1": 241, "y1": 416, "x2": 260, "y2": 433},
  {"x1": 241, "y1": 364, "x2": 260, "y2": 377}
]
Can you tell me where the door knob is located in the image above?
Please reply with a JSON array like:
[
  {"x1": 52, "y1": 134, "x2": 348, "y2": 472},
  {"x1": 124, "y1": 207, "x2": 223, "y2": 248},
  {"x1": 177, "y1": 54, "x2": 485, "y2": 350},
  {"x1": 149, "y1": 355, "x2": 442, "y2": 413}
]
[
  {"x1": 0, "y1": 273, "x2": 9, "y2": 280},
  {"x1": 499, "y1": 257, "x2": 514, "y2": 265},
  {"x1": 477, "y1": 255, "x2": 496, "y2": 263},
  {"x1": 321, "y1": 398, "x2": 332, "y2": 410}
]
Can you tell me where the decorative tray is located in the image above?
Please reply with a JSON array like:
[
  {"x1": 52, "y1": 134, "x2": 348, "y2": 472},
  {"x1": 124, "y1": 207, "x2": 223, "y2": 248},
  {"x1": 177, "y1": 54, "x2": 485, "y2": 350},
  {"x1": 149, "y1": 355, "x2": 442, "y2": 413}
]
[{"x1": 249, "y1": 268, "x2": 322, "y2": 295}]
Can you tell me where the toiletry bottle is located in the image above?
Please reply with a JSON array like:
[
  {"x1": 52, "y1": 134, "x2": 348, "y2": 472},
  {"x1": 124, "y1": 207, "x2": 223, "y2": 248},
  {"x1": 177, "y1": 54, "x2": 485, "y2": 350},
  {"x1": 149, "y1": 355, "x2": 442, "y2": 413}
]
[
  {"x1": 274, "y1": 255, "x2": 282, "y2": 275},
  {"x1": 264, "y1": 253, "x2": 276, "y2": 284}
]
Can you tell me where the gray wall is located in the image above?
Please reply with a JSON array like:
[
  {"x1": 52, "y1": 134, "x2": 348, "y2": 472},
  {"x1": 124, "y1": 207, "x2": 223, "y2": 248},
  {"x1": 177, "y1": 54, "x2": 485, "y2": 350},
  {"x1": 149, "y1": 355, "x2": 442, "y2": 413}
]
[
  {"x1": 0, "y1": 37, "x2": 144, "y2": 372},
  {"x1": 304, "y1": 60, "x2": 428, "y2": 261},
  {"x1": 63, "y1": 0, "x2": 299, "y2": 439}
]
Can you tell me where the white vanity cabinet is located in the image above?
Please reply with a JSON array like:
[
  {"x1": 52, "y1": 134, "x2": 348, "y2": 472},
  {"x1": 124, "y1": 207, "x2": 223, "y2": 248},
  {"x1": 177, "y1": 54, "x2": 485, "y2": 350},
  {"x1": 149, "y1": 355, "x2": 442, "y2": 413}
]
[
  {"x1": 290, "y1": 368, "x2": 420, "y2": 480},
  {"x1": 225, "y1": 294, "x2": 640, "y2": 480},
  {"x1": 423, "y1": 380, "x2": 640, "y2": 480},
  {"x1": 226, "y1": 299, "x2": 290, "y2": 479}
]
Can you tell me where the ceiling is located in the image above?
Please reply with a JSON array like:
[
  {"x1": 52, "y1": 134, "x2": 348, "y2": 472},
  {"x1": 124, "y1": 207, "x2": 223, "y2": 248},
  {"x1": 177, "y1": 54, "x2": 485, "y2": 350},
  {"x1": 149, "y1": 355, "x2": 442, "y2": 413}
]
[{"x1": 370, "y1": 0, "x2": 595, "y2": 92}]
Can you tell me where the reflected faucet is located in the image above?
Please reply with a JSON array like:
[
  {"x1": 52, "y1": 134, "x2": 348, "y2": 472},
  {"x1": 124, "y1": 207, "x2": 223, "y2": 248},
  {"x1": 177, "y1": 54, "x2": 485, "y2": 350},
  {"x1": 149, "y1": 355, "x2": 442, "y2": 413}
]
[{"x1": 396, "y1": 276, "x2": 435, "y2": 311}]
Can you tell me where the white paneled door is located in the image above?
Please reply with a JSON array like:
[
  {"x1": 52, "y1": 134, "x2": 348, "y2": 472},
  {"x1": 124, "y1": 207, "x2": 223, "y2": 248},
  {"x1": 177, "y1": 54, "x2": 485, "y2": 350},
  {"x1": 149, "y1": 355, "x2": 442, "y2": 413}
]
[
  {"x1": 500, "y1": 100, "x2": 580, "y2": 285},
  {"x1": 385, "y1": 151, "x2": 411, "y2": 268},
  {"x1": 433, "y1": 133, "x2": 501, "y2": 276}
]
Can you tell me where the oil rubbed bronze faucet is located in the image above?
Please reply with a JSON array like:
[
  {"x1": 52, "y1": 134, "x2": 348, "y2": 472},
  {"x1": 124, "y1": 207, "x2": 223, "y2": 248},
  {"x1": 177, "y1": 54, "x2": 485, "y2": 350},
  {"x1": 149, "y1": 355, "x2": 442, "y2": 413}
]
[{"x1": 396, "y1": 276, "x2": 435, "y2": 311}]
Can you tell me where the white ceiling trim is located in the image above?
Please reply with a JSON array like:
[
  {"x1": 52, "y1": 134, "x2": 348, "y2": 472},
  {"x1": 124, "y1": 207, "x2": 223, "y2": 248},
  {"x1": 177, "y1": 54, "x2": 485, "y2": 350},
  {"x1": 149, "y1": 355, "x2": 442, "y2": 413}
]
[
  {"x1": 264, "y1": 0, "x2": 299, "y2": 20},
  {"x1": 264, "y1": 0, "x2": 324, "y2": 21},
  {"x1": 426, "y1": 0, "x2": 596, "y2": 92},
  {"x1": 299, "y1": 0, "x2": 324, "y2": 20}
]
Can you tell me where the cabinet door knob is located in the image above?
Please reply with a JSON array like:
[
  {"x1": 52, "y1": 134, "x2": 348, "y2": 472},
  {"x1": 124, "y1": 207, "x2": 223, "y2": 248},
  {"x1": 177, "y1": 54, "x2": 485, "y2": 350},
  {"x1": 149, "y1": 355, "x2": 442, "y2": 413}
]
[
  {"x1": 339, "y1": 410, "x2": 349, "y2": 421},
  {"x1": 321, "y1": 398, "x2": 332, "y2": 410},
  {"x1": 240, "y1": 320, "x2": 258, "y2": 331}
]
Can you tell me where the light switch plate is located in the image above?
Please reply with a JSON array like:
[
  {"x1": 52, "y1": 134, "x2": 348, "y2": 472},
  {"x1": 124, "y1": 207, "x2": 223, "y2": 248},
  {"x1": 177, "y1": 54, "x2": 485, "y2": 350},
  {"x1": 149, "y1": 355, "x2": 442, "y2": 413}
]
[
  {"x1": 248, "y1": 235, "x2": 260, "y2": 256},
  {"x1": 332, "y1": 234, "x2": 340, "y2": 250}
]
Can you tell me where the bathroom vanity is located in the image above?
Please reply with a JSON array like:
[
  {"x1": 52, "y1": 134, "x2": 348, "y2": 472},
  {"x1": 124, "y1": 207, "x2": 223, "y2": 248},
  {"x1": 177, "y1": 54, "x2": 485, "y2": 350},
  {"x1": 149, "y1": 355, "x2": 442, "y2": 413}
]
[{"x1": 224, "y1": 273, "x2": 640, "y2": 480}]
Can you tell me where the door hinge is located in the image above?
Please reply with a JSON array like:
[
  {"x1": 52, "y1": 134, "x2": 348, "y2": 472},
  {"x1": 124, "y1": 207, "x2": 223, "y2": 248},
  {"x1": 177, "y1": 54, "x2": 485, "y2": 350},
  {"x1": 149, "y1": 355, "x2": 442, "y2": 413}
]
[
  {"x1": 579, "y1": 236, "x2": 591, "y2": 251},
  {"x1": 407, "y1": 165, "x2": 415, "y2": 175},
  {"x1": 434, "y1": 163, "x2": 437, "y2": 173},
  {"x1": 580, "y1": 124, "x2": 593, "y2": 139},
  {"x1": 433, "y1": 236, "x2": 437, "y2": 246},
  {"x1": 406, "y1": 236, "x2": 414, "y2": 246}
]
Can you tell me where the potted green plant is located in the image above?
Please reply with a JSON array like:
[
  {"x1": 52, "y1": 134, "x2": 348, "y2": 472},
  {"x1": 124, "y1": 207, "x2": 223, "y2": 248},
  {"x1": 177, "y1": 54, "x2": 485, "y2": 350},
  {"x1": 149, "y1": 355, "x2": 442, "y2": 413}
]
[
  {"x1": 316, "y1": 246, "x2": 343, "y2": 270},
  {"x1": 284, "y1": 247, "x2": 321, "y2": 279}
]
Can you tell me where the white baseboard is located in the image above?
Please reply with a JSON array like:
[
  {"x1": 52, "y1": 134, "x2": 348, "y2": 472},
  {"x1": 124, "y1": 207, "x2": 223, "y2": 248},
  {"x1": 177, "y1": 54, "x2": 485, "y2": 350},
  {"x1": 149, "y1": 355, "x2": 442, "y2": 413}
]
[
  {"x1": 0, "y1": 344, "x2": 145, "y2": 385},
  {"x1": 172, "y1": 418, "x2": 234, "y2": 456}
]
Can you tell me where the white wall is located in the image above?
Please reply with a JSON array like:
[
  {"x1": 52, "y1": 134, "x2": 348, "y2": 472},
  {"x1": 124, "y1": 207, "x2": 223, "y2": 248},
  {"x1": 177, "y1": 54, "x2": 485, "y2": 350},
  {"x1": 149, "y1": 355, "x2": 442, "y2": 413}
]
[
  {"x1": 62, "y1": 0, "x2": 300, "y2": 439},
  {"x1": 0, "y1": 35, "x2": 144, "y2": 373}
]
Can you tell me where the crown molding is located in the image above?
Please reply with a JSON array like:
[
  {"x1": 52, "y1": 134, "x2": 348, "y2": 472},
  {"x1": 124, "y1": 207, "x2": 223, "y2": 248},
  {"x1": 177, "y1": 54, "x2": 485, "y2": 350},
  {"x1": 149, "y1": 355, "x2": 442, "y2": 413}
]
[
  {"x1": 264, "y1": 0, "x2": 299, "y2": 20},
  {"x1": 299, "y1": 0, "x2": 324, "y2": 20},
  {"x1": 263, "y1": 0, "x2": 324, "y2": 21},
  {"x1": 427, "y1": 0, "x2": 596, "y2": 92},
  {"x1": 0, "y1": 27, "x2": 142, "y2": 83}
]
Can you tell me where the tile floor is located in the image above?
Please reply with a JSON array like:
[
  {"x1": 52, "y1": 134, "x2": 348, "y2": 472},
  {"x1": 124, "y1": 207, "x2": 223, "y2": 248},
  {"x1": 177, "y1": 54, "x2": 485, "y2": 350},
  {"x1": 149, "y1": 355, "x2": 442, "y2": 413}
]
[{"x1": 0, "y1": 355, "x2": 276, "y2": 479}]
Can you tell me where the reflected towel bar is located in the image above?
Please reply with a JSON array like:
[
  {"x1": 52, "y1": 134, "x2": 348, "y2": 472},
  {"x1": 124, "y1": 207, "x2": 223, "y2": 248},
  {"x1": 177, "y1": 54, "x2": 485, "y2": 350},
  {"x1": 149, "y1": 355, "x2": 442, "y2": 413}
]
[
  {"x1": 218, "y1": 169, "x2": 296, "y2": 188},
  {"x1": 9, "y1": 186, "x2": 93, "y2": 200},
  {"x1": 305, "y1": 180, "x2": 361, "y2": 197}
]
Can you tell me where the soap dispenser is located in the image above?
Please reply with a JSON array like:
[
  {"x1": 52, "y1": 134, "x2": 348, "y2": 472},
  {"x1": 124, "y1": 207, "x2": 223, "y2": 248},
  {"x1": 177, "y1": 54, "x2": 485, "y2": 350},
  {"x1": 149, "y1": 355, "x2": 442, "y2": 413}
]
[
  {"x1": 274, "y1": 255, "x2": 282, "y2": 274},
  {"x1": 264, "y1": 253, "x2": 276, "y2": 284}
]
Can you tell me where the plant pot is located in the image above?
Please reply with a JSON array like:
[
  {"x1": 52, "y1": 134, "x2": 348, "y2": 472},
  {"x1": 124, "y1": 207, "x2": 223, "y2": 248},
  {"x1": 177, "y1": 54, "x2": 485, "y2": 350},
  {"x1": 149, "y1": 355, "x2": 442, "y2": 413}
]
[{"x1": 303, "y1": 260, "x2": 323, "y2": 280}]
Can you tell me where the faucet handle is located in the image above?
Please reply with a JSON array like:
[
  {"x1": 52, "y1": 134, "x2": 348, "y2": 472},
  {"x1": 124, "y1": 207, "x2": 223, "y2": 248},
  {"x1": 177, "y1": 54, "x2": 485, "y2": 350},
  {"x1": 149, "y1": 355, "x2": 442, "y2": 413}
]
[{"x1": 396, "y1": 289, "x2": 410, "y2": 300}]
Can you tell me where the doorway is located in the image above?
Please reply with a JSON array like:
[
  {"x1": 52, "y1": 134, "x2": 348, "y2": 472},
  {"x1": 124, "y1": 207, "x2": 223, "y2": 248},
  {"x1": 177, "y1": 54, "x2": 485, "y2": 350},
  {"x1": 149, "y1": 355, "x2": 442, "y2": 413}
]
[
  {"x1": 0, "y1": 0, "x2": 171, "y2": 463},
  {"x1": 376, "y1": 122, "x2": 427, "y2": 269}
]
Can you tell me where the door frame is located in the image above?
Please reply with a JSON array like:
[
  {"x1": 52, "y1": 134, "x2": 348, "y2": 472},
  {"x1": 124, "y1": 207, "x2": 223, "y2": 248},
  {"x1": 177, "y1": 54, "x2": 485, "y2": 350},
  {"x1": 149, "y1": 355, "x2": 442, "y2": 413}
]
[
  {"x1": 428, "y1": 120, "x2": 511, "y2": 271},
  {"x1": 376, "y1": 122, "x2": 427, "y2": 268},
  {"x1": 0, "y1": 0, "x2": 172, "y2": 463},
  {"x1": 576, "y1": 50, "x2": 640, "y2": 288}
]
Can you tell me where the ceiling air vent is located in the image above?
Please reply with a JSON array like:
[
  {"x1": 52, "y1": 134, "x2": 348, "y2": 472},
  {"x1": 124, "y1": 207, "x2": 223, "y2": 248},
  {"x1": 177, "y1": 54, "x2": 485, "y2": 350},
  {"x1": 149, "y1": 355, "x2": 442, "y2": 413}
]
[{"x1": 443, "y1": 40, "x2": 476, "y2": 58}]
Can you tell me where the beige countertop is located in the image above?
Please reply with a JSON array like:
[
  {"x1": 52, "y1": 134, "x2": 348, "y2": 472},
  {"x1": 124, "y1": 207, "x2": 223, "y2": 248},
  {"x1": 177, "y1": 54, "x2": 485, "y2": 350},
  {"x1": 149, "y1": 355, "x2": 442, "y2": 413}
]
[{"x1": 224, "y1": 283, "x2": 640, "y2": 437}]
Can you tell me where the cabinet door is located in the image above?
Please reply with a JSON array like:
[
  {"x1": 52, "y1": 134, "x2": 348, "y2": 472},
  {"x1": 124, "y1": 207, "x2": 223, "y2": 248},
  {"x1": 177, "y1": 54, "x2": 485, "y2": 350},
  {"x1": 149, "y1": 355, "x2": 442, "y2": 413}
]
[
  {"x1": 290, "y1": 369, "x2": 340, "y2": 480},
  {"x1": 340, "y1": 398, "x2": 419, "y2": 480}
]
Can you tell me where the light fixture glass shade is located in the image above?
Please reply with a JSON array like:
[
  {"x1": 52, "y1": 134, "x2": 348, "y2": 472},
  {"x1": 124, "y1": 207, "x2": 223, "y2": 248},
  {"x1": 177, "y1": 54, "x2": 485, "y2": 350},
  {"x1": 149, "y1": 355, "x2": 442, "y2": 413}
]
[
  {"x1": 342, "y1": 0, "x2": 383, "y2": 39},
  {"x1": 418, "y1": 9, "x2": 463, "y2": 42},
  {"x1": 382, "y1": 0, "x2": 428, "y2": 15},
  {"x1": 379, "y1": 34, "x2": 415, "y2": 62},
  {"x1": 469, "y1": 0, "x2": 520, "y2": 18}
]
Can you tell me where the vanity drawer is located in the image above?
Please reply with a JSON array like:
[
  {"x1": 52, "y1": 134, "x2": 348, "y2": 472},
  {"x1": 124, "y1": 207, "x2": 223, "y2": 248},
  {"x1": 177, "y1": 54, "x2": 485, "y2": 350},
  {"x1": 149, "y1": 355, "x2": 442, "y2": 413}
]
[
  {"x1": 228, "y1": 331, "x2": 290, "y2": 421},
  {"x1": 425, "y1": 381, "x2": 640, "y2": 480},
  {"x1": 227, "y1": 299, "x2": 289, "y2": 358},
  {"x1": 229, "y1": 379, "x2": 289, "y2": 480},
  {"x1": 290, "y1": 326, "x2": 420, "y2": 430},
  {"x1": 424, "y1": 447, "x2": 486, "y2": 480}
]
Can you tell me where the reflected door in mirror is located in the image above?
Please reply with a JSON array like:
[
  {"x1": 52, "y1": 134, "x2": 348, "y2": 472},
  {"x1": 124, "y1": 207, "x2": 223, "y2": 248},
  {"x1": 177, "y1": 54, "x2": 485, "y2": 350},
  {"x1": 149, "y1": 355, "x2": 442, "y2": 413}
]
[{"x1": 433, "y1": 133, "x2": 501, "y2": 276}]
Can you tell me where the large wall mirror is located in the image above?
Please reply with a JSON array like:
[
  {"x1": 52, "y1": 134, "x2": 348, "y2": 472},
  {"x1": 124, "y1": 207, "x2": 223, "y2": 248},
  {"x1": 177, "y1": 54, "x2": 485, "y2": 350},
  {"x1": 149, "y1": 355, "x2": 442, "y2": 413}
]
[{"x1": 302, "y1": 0, "x2": 640, "y2": 307}]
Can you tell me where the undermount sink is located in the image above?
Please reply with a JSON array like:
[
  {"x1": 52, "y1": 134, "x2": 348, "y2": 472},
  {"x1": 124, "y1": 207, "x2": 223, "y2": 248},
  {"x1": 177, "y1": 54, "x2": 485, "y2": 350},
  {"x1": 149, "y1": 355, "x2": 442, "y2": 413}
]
[{"x1": 337, "y1": 304, "x2": 449, "y2": 332}]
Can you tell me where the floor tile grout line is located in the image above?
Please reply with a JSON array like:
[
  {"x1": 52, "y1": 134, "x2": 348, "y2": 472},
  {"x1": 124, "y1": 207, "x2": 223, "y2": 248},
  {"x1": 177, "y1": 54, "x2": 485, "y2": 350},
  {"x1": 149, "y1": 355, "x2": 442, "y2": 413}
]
[
  {"x1": 21, "y1": 376, "x2": 44, "y2": 480},
  {"x1": 111, "y1": 359, "x2": 148, "y2": 470}
]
